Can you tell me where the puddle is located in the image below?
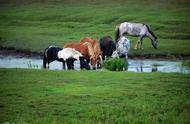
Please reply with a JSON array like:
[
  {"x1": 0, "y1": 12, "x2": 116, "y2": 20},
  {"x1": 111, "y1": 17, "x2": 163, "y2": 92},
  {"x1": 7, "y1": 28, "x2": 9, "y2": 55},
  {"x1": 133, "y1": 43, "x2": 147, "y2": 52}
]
[{"x1": 0, "y1": 55, "x2": 189, "y2": 73}]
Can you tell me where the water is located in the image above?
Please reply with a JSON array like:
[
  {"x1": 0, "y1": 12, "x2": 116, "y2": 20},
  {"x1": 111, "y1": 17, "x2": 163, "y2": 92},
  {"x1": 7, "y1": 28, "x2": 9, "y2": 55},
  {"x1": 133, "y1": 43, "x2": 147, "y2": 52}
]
[
  {"x1": 128, "y1": 59, "x2": 190, "y2": 73},
  {"x1": 0, "y1": 55, "x2": 80, "y2": 70},
  {"x1": 0, "y1": 55, "x2": 189, "y2": 73}
]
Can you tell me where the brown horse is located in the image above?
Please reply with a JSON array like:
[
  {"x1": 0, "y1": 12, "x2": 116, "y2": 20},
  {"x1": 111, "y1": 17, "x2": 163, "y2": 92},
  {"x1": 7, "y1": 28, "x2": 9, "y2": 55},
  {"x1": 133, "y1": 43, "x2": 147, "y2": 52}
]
[
  {"x1": 80, "y1": 37, "x2": 102, "y2": 68},
  {"x1": 64, "y1": 42, "x2": 97, "y2": 70}
]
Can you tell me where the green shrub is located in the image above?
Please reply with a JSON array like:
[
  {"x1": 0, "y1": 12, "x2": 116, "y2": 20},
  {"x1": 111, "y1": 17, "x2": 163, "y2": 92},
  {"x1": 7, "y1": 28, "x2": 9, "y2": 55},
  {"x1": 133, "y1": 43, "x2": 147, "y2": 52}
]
[{"x1": 103, "y1": 58, "x2": 127, "y2": 71}]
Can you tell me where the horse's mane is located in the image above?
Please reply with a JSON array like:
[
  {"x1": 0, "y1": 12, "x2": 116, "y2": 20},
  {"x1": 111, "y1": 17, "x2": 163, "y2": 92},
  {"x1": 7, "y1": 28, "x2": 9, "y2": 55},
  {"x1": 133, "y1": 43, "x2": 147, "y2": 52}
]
[
  {"x1": 115, "y1": 24, "x2": 120, "y2": 43},
  {"x1": 82, "y1": 42, "x2": 95, "y2": 59},
  {"x1": 93, "y1": 40, "x2": 102, "y2": 55},
  {"x1": 145, "y1": 25, "x2": 157, "y2": 40}
]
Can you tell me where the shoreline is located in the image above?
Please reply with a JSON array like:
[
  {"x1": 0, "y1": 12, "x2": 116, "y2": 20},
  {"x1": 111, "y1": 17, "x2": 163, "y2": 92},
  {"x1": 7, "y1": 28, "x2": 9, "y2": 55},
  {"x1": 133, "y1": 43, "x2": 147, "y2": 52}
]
[{"x1": 0, "y1": 46, "x2": 189, "y2": 60}]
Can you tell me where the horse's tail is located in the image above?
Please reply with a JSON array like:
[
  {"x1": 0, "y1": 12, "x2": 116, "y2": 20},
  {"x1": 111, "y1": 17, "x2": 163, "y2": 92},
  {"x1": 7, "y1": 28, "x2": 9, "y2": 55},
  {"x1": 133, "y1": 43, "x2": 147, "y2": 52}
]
[
  {"x1": 115, "y1": 24, "x2": 120, "y2": 43},
  {"x1": 43, "y1": 48, "x2": 48, "y2": 68}
]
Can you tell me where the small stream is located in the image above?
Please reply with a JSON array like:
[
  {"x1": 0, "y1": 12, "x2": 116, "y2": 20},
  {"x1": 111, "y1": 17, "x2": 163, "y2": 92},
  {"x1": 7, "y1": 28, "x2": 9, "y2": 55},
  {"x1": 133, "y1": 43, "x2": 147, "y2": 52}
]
[{"x1": 0, "y1": 55, "x2": 189, "y2": 73}]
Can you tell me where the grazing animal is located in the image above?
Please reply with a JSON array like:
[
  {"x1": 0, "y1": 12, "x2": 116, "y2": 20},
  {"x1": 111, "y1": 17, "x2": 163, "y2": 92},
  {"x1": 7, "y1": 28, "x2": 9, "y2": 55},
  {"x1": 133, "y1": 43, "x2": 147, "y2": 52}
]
[
  {"x1": 115, "y1": 22, "x2": 158, "y2": 49},
  {"x1": 112, "y1": 36, "x2": 130, "y2": 59},
  {"x1": 99, "y1": 36, "x2": 116, "y2": 61},
  {"x1": 43, "y1": 46, "x2": 90, "y2": 70},
  {"x1": 80, "y1": 37, "x2": 103, "y2": 69},
  {"x1": 64, "y1": 42, "x2": 97, "y2": 70},
  {"x1": 112, "y1": 36, "x2": 130, "y2": 70}
]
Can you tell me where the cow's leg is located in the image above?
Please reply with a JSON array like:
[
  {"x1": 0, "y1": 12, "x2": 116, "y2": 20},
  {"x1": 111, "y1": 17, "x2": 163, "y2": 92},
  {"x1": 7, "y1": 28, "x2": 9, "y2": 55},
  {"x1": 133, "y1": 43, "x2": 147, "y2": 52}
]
[{"x1": 124, "y1": 56, "x2": 128, "y2": 71}]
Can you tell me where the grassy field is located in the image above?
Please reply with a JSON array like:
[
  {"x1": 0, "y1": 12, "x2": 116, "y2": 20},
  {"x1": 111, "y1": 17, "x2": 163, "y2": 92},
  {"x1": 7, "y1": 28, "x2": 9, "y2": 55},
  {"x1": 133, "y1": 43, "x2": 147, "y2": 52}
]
[
  {"x1": 0, "y1": 68, "x2": 189, "y2": 124},
  {"x1": 0, "y1": 0, "x2": 190, "y2": 57},
  {"x1": 0, "y1": 1, "x2": 190, "y2": 123}
]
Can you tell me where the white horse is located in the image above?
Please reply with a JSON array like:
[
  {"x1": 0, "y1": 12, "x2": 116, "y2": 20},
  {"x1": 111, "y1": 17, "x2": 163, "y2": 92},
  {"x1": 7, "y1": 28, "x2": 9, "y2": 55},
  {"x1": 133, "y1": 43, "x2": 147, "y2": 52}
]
[
  {"x1": 112, "y1": 36, "x2": 130, "y2": 59},
  {"x1": 112, "y1": 36, "x2": 130, "y2": 70},
  {"x1": 115, "y1": 22, "x2": 158, "y2": 49}
]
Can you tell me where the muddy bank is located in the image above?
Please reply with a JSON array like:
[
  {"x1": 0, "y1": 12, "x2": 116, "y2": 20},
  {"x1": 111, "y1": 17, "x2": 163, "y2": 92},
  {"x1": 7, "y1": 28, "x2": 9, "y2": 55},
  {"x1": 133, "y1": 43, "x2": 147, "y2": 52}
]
[
  {"x1": 0, "y1": 46, "x2": 190, "y2": 60},
  {"x1": 0, "y1": 46, "x2": 42, "y2": 59}
]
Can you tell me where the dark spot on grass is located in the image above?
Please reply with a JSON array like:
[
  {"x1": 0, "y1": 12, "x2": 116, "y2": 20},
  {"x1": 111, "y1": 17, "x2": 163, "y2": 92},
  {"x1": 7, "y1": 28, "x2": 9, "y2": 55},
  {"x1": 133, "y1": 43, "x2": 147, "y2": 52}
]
[
  {"x1": 17, "y1": 95, "x2": 22, "y2": 97},
  {"x1": 28, "y1": 104, "x2": 35, "y2": 108},
  {"x1": 0, "y1": 104, "x2": 5, "y2": 108}
]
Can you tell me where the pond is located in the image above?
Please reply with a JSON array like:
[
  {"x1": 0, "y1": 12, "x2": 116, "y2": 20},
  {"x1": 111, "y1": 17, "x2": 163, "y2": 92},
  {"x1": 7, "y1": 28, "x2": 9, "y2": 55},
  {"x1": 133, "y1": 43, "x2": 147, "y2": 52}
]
[{"x1": 0, "y1": 55, "x2": 189, "y2": 73}]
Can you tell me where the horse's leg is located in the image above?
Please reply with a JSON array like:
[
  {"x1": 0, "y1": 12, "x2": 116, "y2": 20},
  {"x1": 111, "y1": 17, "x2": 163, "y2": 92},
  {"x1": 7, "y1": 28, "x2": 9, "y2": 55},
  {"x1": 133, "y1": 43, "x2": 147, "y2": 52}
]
[
  {"x1": 62, "y1": 61, "x2": 66, "y2": 70},
  {"x1": 47, "y1": 60, "x2": 53, "y2": 69},
  {"x1": 43, "y1": 60, "x2": 47, "y2": 69},
  {"x1": 66, "y1": 59, "x2": 71, "y2": 70},
  {"x1": 71, "y1": 59, "x2": 75, "y2": 70},
  {"x1": 139, "y1": 35, "x2": 145, "y2": 50},
  {"x1": 47, "y1": 62, "x2": 49, "y2": 69},
  {"x1": 134, "y1": 38, "x2": 140, "y2": 50},
  {"x1": 43, "y1": 57, "x2": 46, "y2": 68},
  {"x1": 43, "y1": 56, "x2": 49, "y2": 69},
  {"x1": 66, "y1": 58, "x2": 75, "y2": 70},
  {"x1": 124, "y1": 56, "x2": 128, "y2": 71},
  {"x1": 97, "y1": 60, "x2": 102, "y2": 69},
  {"x1": 97, "y1": 61, "x2": 100, "y2": 69}
]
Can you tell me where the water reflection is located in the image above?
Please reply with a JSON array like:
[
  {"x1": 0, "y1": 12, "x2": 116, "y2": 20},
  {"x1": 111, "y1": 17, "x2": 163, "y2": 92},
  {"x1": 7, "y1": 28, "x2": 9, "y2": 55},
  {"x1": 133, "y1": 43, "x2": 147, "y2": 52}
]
[
  {"x1": 151, "y1": 66, "x2": 158, "y2": 72},
  {"x1": 127, "y1": 59, "x2": 190, "y2": 73},
  {"x1": 134, "y1": 64, "x2": 157, "y2": 72},
  {"x1": 131, "y1": 61, "x2": 158, "y2": 72}
]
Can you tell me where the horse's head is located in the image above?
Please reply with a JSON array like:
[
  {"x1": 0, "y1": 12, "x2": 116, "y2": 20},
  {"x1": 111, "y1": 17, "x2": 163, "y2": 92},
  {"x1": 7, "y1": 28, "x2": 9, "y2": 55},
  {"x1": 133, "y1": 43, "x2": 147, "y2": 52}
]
[
  {"x1": 145, "y1": 25, "x2": 158, "y2": 49},
  {"x1": 79, "y1": 57, "x2": 90, "y2": 70},
  {"x1": 152, "y1": 37, "x2": 158, "y2": 49},
  {"x1": 96, "y1": 54, "x2": 103, "y2": 69},
  {"x1": 94, "y1": 42, "x2": 103, "y2": 67},
  {"x1": 112, "y1": 50, "x2": 119, "y2": 58},
  {"x1": 90, "y1": 56, "x2": 97, "y2": 70}
]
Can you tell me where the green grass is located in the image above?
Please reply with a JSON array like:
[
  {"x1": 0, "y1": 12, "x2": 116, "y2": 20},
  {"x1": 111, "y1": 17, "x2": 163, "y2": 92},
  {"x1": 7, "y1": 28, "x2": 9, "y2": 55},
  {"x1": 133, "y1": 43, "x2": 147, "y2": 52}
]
[
  {"x1": 0, "y1": 0, "x2": 190, "y2": 57},
  {"x1": 0, "y1": 68, "x2": 190, "y2": 124},
  {"x1": 182, "y1": 60, "x2": 190, "y2": 67}
]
